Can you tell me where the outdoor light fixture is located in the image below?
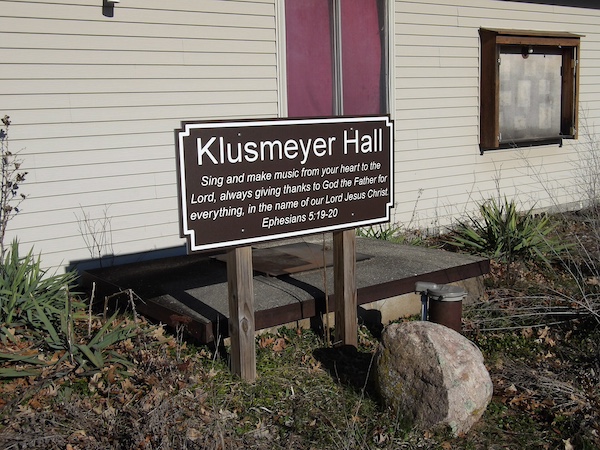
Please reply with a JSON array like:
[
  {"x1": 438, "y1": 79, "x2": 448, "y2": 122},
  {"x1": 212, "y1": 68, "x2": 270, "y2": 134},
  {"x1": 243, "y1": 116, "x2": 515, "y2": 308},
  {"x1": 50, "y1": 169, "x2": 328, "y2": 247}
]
[{"x1": 102, "y1": 0, "x2": 118, "y2": 17}]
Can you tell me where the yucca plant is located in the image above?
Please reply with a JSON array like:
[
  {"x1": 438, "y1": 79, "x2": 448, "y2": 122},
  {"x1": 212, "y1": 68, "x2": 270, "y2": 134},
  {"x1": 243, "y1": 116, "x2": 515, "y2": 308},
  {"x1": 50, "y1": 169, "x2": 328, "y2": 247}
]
[
  {"x1": 0, "y1": 240, "x2": 138, "y2": 377},
  {"x1": 0, "y1": 239, "x2": 79, "y2": 328},
  {"x1": 446, "y1": 197, "x2": 565, "y2": 267}
]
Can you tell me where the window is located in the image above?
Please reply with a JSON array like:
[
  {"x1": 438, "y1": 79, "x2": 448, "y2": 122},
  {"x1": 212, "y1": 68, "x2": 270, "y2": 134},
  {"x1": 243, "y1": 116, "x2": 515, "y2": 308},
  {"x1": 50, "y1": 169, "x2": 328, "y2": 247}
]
[
  {"x1": 285, "y1": 0, "x2": 388, "y2": 117},
  {"x1": 479, "y1": 29, "x2": 580, "y2": 151}
]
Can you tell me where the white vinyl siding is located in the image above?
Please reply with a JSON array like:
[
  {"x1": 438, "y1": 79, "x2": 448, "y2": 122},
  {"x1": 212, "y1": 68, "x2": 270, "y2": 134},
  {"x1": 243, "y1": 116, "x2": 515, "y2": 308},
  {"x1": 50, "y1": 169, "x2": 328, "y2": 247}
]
[
  {"x1": 3, "y1": 0, "x2": 600, "y2": 270},
  {"x1": 392, "y1": 0, "x2": 600, "y2": 233},
  {"x1": 1, "y1": 0, "x2": 278, "y2": 269}
]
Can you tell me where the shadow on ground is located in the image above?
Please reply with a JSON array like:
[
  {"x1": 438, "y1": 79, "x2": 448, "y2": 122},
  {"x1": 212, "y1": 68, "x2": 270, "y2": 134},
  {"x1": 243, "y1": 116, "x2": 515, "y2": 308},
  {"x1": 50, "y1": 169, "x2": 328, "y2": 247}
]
[{"x1": 312, "y1": 345, "x2": 379, "y2": 397}]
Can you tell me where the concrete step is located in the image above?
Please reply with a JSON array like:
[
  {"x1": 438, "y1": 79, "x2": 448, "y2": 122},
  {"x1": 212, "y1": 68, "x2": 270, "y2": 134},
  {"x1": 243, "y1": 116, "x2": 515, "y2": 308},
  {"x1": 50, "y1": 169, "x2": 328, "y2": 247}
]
[{"x1": 82, "y1": 235, "x2": 489, "y2": 343}]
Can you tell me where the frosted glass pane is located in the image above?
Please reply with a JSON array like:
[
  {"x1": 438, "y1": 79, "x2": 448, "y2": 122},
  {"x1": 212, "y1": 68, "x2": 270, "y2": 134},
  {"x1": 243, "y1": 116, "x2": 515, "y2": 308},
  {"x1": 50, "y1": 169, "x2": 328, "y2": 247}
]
[{"x1": 499, "y1": 50, "x2": 562, "y2": 143}]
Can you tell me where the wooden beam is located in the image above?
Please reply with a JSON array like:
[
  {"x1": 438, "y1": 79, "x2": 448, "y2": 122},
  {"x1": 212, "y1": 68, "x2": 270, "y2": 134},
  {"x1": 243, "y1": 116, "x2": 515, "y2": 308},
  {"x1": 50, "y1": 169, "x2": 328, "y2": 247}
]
[
  {"x1": 333, "y1": 229, "x2": 357, "y2": 347},
  {"x1": 226, "y1": 246, "x2": 256, "y2": 381}
]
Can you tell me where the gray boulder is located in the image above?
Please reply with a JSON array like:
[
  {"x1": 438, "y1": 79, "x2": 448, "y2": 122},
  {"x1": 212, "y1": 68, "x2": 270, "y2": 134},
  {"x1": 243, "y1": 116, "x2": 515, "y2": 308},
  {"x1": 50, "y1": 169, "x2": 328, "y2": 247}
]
[{"x1": 375, "y1": 321, "x2": 493, "y2": 436}]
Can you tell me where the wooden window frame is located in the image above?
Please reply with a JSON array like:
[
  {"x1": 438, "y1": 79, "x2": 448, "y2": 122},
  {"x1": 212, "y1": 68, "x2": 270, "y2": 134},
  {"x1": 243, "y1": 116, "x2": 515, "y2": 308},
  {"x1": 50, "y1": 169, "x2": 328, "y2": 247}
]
[{"x1": 479, "y1": 28, "x2": 581, "y2": 152}]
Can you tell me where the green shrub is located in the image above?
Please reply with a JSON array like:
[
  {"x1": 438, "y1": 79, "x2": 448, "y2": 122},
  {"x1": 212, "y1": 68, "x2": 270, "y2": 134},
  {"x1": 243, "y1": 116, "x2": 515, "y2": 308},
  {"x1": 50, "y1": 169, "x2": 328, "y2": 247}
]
[{"x1": 446, "y1": 197, "x2": 564, "y2": 266}]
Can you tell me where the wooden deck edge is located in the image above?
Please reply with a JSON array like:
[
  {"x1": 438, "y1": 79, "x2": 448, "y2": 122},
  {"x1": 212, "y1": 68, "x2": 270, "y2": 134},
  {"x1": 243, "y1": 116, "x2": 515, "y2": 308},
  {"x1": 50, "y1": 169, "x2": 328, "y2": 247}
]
[
  {"x1": 81, "y1": 258, "x2": 489, "y2": 344},
  {"x1": 354, "y1": 259, "x2": 490, "y2": 307}
]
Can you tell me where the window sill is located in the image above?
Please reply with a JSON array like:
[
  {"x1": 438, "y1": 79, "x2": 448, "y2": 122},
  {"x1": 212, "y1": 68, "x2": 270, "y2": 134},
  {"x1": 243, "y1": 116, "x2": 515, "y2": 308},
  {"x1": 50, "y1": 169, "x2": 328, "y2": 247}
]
[{"x1": 479, "y1": 137, "x2": 568, "y2": 154}]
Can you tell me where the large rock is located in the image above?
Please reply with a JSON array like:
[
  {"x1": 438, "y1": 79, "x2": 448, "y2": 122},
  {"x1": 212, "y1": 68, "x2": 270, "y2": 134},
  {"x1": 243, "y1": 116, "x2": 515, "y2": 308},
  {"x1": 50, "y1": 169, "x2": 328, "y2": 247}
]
[{"x1": 375, "y1": 321, "x2": 493, "y2": 436}]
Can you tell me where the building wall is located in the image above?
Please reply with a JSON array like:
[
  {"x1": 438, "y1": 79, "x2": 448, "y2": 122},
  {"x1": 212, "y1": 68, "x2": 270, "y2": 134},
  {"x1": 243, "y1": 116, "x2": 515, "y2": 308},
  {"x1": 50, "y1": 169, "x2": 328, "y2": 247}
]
[
  {"x1": 1, "y1": 0, "x2": 600, "y2": 270},
  {"x1": 392, "y1": 0, "x2": 600, "y2": 233},
  {"x1": 1, "y1": 0, "x2": 279, "y2": 269}
]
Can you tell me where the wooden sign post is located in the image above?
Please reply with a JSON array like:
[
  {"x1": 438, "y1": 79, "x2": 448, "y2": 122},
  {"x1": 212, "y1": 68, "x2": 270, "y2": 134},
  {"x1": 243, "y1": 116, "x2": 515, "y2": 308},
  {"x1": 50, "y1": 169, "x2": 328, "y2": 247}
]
[
  {"x1": 226, "y1": 246, "x2": 256, "y2": 381},
  {"x1": 333, "y1": 229, "x2": 358, "y2": 347}
]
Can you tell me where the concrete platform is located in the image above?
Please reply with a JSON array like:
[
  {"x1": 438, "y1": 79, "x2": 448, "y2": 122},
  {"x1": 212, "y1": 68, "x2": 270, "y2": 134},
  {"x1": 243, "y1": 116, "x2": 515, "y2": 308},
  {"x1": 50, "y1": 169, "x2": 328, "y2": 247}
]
[{"x1": 81, "y1": 236, "x2": 489, "y2": 343}]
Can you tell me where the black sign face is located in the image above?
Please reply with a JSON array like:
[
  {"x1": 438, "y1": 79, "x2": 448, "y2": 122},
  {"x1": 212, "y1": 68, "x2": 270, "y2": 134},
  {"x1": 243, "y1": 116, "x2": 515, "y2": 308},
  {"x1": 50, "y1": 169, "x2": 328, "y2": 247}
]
[{"x1": 175, "y1": 116, "x2": 394, "y2": 252}]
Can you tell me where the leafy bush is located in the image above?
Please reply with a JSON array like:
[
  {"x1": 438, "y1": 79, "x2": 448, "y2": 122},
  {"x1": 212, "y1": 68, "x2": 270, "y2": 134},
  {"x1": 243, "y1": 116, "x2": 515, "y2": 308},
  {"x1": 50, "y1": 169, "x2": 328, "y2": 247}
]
[{"x1": 445, "y1": 197, "x2": 564, "y2": 266}]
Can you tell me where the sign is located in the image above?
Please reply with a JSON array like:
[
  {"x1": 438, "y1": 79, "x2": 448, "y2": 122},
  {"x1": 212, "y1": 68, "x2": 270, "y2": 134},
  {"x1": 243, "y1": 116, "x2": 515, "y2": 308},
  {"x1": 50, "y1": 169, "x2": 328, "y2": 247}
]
[{"x1": 175, "y1": 116, "x2": 394, "y2": 252}]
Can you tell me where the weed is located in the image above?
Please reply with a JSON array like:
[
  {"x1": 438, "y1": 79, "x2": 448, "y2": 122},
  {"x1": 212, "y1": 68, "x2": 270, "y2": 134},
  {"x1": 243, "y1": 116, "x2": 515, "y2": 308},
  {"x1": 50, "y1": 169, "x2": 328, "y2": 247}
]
[
  {"x1": 0, "y1": 115, "x2": 27, "y2": 257},
  {"x1": 75, "y1": 204, "x2": 114, "y2": 266},
  {"x1": 357, "y1": 223, "x2": 426, "y2": 246},
  {"x1": 357, "y1": 223, "x2": 402, "y2": 241}
]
